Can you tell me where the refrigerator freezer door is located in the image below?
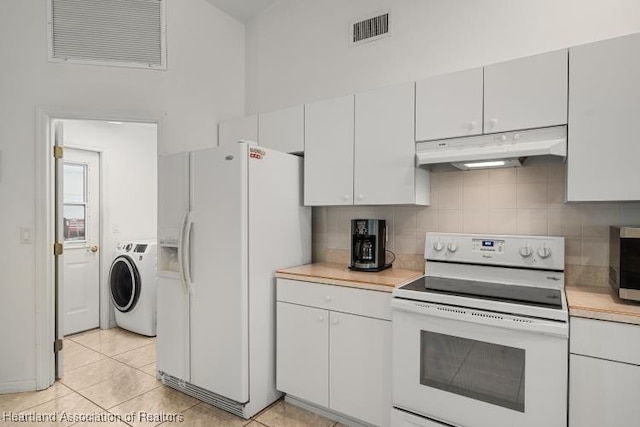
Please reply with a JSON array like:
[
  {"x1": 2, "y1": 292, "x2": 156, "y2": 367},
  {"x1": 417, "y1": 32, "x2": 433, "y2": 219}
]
[
  {"x1": 156, "y1": 276, "x2": 190, "y2": 381},
  {"x1": 158, "y1": 153, "x2": 190, "y2": 245},
  {"x1": 189, "y1": 144, "x2": 250, "y2": 403}
]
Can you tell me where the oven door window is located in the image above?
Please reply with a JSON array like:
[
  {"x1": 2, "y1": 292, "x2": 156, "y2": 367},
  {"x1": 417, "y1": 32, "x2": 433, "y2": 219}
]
[{"x1": 420, "y1": 331, "x2": 525, "y2": 412}]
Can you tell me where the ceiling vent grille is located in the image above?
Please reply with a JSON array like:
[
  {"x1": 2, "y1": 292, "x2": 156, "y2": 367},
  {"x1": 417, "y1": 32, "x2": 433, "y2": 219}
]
[
  {"x1": 351, "y1": 11, "x2": 391, "y2": 46},
  {"x1": 47, "y1": 0, "x2": 166, "y2": 69}
]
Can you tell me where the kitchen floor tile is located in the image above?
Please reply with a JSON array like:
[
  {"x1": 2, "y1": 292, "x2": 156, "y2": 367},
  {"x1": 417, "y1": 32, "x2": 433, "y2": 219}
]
[
  {"x1": 255, "y1": 401, "x2": 335, "y2": 427},
  {"x1": 60, "y1": 358, "x2": 139, "y2": 391},
  {"x1": 139, "y1": 362, "x2": 157, "y2": 376},
  {"x1": 114, "y1": 343, "x2": 156, "y2": 368},
  {"x1": 3, "y1": 392, "x2": 105, "y2": 427},
  {"x1": 109, "y1": 386, "x2": 199, "y2": 427},
  {"x1": 69, "y1": 328, "x2": 155, "y2": 357},
  {"x1": 77, "y1": 369, "x2": 161, "y2": 409},
  {"x1": 0, "y1": 382, "x2": 74, "y2": 413},
  {"x1": 63, "y1": 339, "x2": 106, "y2": 371}
]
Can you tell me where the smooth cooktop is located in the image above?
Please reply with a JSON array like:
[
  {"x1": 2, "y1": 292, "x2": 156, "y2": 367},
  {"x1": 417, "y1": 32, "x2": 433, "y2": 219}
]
[{"x1": 399, "y1": 276, "x2": 563, "y2": 309}]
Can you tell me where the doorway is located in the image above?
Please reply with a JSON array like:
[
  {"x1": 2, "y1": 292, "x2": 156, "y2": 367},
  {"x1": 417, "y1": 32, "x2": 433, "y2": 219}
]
[{"x1": 43, "y1": 115, "x2": 159, "y2": 382}]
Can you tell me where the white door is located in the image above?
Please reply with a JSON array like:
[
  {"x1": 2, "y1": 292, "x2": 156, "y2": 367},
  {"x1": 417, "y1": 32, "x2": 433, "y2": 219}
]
[
  {"x1": 484, "y1": 49, "x2": 568, "y2": 133},
  {"x1": 416, "y1": 67, "x2": 484, "y2": 141},
  {"x1": 276, "y1": 301, "x2": 329, "y2": 407},
  {"x1": 258, "y1": 105, "x2": 305, "y2": 153},
  {"x1": 304, "y1": 94, "x2": 354, "y2": 206},
  {"x1": 329, "y1": 312, "x2": 391, "y2": 427},
  {"x1": 62, "y1": 148, "x2": 100, "y2": 335},
  {"x1": 189, "y1": 144, "x2": 249, "y2": 402},
  {"x1": 354, "y1": 82, "x2": 417, "y2": 205}
]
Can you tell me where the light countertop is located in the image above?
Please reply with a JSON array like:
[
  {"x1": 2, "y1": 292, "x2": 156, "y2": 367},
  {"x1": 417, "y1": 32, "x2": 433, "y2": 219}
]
[
  {"x1": 567, "y1": 285, "x2": 640, "y2": 325},
  {"x1": 275, "y1": 262, "x2": 423, "y2": 293}
]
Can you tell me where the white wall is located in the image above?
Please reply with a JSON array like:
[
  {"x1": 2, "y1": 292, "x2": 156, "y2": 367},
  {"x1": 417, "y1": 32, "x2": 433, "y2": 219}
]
[
  {"x1": 245, "y1": 0, "x2": 640, "y2": 113},
  {"x1": 0, "y1": 0, "x2": 244, "y2": 391}
]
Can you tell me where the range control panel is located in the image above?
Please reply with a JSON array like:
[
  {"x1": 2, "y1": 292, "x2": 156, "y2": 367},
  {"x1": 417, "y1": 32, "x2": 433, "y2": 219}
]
[
  {"x1": 472, "y1": 239, "x2": 505, "y2": 254},
  {"x1": 426, "y1": 232, "x2": 564, "y2": 270}
]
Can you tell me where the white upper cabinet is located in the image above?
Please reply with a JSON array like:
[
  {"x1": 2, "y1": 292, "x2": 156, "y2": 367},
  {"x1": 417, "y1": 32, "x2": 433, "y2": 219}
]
[
  {"x1": 218, "y1": 114, "x2": 258, "y2": 147},
  {"x1": 484, "y1": 49, "x2": 568, "y2": 133},
  {"x1": 567, "y1": 33, "x2": 640, "y2": 202},
  {"x1": 304, "y1": 95, "x2": 354, "y2": 206},
  {"x1": 416, "y1": 67, "x2": 484, "y2": 141},
  {"x1": 258, "y1": 105, "x2": 305, "y2": 153},
  {"x1": 416, "y1": 50, "x2": 568, "y2": 141},
  {"x1": 355, "y1": 82, "x2": 429, "y2": 206}
]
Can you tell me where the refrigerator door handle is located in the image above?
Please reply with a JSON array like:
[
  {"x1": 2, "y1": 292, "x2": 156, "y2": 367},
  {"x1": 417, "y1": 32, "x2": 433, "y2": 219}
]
[
  {"x1": 177, "y1": 210, "x2": 189, "y2": 294},
  {"x1": 182, "y1": 211, "x2": 194, "y2": 293}
]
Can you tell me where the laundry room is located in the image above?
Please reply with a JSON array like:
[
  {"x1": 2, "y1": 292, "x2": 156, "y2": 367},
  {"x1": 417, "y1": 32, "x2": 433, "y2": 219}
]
[{"x1": 59, "y1": 119, "x2": 158, "y2": 336}]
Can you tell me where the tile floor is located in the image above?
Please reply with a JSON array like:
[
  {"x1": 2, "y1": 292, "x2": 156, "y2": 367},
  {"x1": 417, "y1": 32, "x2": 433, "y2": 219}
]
[{"x1": 0, "y1": 327, "x2": 341, "y2": 426}]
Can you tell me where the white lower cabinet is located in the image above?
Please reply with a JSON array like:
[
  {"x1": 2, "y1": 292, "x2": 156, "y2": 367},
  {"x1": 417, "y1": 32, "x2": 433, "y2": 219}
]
[
  {"x1": 569, "y1": 317, "x2": 640, "y2": 427},
  {"x1": 276, "y1": 279, "x2": 392, "y2": 426},
  {"x1": 276, "y1": 301, "x2": 329, "y2": 407}
]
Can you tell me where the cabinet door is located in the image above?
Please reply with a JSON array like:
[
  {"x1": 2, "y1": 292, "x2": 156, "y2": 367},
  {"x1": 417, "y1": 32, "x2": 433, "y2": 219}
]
[
  {"x1": 218, "y1": 115, "x2": 258, "y2": 146},
  {"x1": 570, "y1": 354, "x2": 640, "y2": 427},
  {"x1": 258, "y1": 105, "x2": 304, "y2": 153},
  {"x1": 304, "y1": 95, "x2": 355, "y2": 206},
  {"x1": 355, "y1": 82, "x2": 419, "y2": 205},
  {"x1": 567, "y1": 34, "x2": 640, "y2": 201},
  {"x1": 329, "y1": 312, "x2": 391, "y2": 427},
  {"x1": 484, "y1": 49, "x2": 568, "y2": 133},
  {"x1": 416, "y1": 67, "x2": 483, "y2": 141},
  {"x1": 276, "y1": 302, "x2": 329, "y2": 406}
]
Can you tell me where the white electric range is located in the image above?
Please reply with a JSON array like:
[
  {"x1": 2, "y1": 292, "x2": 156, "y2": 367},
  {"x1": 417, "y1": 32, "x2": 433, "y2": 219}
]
[{"x1": 391, "y1": 232, "x2": 568, "y2": 427}]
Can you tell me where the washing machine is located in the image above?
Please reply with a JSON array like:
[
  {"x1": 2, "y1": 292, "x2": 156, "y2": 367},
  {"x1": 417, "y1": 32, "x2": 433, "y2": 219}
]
[{"x1": 109, "y1": 240, "x2": 158, "y2": 336}]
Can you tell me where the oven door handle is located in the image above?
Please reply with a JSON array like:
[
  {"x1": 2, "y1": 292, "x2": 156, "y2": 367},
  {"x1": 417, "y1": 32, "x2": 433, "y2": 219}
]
[{"x1": 391, "y1": 298, "x2": 568, "y2": 338}]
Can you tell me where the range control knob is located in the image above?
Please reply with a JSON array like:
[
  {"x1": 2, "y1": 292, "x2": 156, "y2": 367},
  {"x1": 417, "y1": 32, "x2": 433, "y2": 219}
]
[
  {"x1": 447, "y1": 242, "x2": 459, "y2": 253},
  {"x1": 433, "y1": 241, "x2": 444, "y2": 252},
  {"x1": 519, "y1": 246, "x2": 533, "y2": 258},
  {"x1": 537, "y1": 246, "x2": 552, "y2": 259}
]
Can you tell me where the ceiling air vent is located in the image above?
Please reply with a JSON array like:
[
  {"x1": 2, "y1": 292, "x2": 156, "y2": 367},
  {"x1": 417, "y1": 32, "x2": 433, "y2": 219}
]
[
  {"x1": 47, "y1": 0, "x2": 166, "y2": 69},
  {"x1": 351, "y1": 11, "x2": 391, "y2": 46}
]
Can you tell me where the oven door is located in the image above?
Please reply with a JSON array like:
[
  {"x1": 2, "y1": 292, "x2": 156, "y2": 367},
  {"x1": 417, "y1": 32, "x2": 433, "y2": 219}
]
[{"x1": 392, "y1": 297, "x2": 568, "y2": 427}]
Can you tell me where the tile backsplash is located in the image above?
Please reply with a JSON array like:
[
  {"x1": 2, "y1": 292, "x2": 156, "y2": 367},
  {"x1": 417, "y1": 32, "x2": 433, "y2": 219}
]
[{"x1": 311, "y1": 163, "x2": 640, "y2": 287}]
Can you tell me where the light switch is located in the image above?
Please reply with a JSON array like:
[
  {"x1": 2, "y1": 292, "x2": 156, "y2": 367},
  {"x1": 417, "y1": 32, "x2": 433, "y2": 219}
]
[{"x1": 20, "y1": 227, "x2": 33, "y2": 244}]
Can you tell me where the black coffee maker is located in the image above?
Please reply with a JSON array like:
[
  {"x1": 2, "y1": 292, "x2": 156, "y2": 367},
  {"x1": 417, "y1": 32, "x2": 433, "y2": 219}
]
[{"x1": 349, "y1": 219, "x2": 391, "y2": 272}]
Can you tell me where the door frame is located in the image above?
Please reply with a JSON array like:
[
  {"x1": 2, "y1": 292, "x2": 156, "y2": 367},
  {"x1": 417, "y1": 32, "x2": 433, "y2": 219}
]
[{"x1": 35, "y1": 106, "x2": 162, "y2": 389}]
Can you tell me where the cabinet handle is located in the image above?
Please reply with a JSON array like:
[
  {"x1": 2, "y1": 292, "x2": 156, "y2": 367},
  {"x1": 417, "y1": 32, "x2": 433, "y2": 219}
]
[
  {"x1": 343, "y1": 194, "x2": 350, "y2": 201},
  {"x1": 318, "y1": 315, "x2": 324, "y2": 322},
  {"x1": 357, "y1": 194, "x2": 364, "y2": 201},
  {"x1": 332, "y1": 317, "x2": 339, "y2": 325},
  {"x1": 325, "y1": 295, "x2": 332, "y2": 302},
  {"x1": 488, "y1": 118, "x2": 498, "y2": 129},
  {"x1": 468, "y1": 121, "x2": 477, "y2": 131}
]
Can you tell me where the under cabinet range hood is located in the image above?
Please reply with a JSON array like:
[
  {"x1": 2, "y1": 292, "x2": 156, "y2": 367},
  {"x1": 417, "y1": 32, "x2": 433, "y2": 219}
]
[{"x1": 416, "y1": 125, "x2": 567, "y2": 170}]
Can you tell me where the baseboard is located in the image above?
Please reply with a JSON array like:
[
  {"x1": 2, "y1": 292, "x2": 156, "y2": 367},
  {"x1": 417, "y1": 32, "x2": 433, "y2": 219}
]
[
  {"x1": 0, "y1": 380, "x2": 37, "y2": 394},
  {"x1": 284, "y1": 395, "x2": 376, "y2": 427}
]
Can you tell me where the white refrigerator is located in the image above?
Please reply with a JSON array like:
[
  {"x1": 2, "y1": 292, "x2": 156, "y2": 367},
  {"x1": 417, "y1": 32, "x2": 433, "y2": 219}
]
[{"x1": 156, "y1": 142, "x2": 311, "y2": 418}]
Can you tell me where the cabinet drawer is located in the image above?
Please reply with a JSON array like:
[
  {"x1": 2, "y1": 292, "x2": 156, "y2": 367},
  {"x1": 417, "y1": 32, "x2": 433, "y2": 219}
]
[
  {"x1": 570, "y1": 317, "x2": 640, "y2": 364},
  {"x1": 569, "y1": 354, "x2": 640, "y2": 427},
  {"x1": 277, "y1": 279, "x2": 392, "y2": 320}
]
